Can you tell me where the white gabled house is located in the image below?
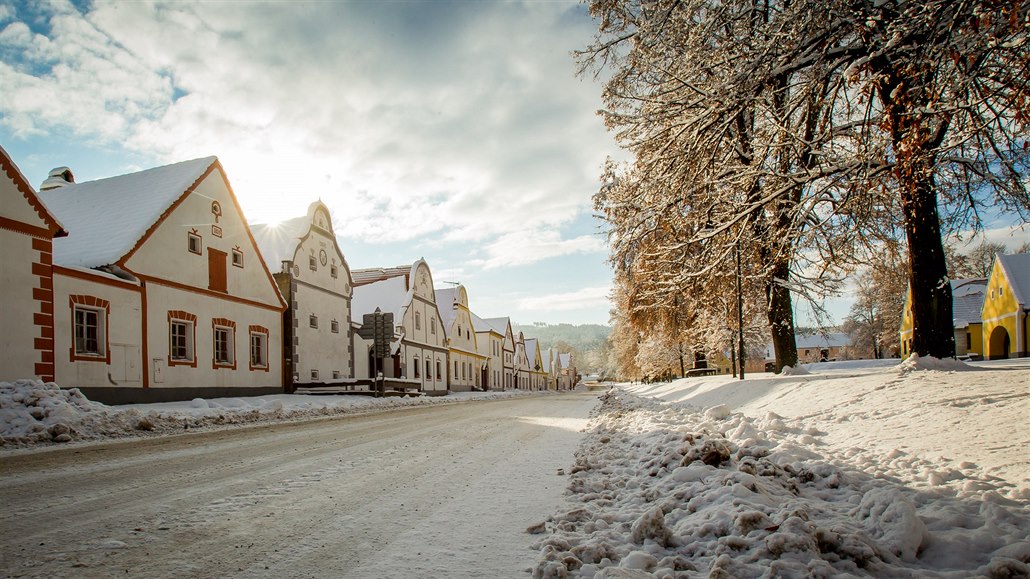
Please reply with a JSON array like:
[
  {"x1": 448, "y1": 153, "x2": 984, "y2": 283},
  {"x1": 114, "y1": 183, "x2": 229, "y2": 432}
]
[
  {"x1": 351, "y1": 260, "x2": 448, "y2": 394},
  {"x1": 513, "y1": 331, "x2": 531, "y2": 390},
  {"x1": 472, "y1": 314, "x2": 508, "y2": 391},
  {"x1": 0, "y1": 146, "x2": 66, "y2": 383},
  {"x1": 525, "y1": 337, "x2": 546, "y2": 390},
  {"x1": 435, "y1": 285, "x2": 489, "y2": 392},
  {"x1": 251, "y1": 201, "x2": 355, "y2": 390},
  {"x1": 34, "y1": 156, "x2": 286, "y2": 403},
  {"x1": 558, "y1": 352, "x2": 575, "y2": 389}
]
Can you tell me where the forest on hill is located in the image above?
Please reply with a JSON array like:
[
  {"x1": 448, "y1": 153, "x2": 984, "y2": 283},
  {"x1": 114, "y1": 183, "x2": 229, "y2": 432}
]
[{"x1": 512, "y1": 323, "x2": 610, "y2": 374}]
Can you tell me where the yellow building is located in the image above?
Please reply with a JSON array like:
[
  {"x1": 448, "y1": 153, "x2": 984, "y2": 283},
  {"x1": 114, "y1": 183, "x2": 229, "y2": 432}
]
[
  {"x1": 981, "y1": 253, "x2": 1030, "y2": 360},
  {"x1": 899, "y1": 278, "x2": 987, "y2": 359}
]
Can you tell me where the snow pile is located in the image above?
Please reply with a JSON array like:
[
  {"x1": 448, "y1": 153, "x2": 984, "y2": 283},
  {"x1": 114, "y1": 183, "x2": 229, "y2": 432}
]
[
  {"x1": 778, "y1": 365, "x2": 810, "y2": 376},
  {"x1": 896, "y1": 353, "x2": 978, "y2": 373},
  {"x1": 0, "y1": 380, "x2": 539, "y2": 448},
  {"x1": 533, "y1": 391, "x2": 1030, "y2": 578}
]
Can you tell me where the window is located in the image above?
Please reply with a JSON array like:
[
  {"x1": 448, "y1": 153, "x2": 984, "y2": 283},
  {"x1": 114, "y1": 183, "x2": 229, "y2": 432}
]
[
  {"x1": 437, "y1": 361, "x2": 442, "y2": 380},
  {"x1": 415, "y1": 312, "x2": 421, "y2": 330},
  {"x1": 331, "y1": 319, "x2": 340, "y2": 333},
  {"x1": 331, "y1": 264, "x2": 338, "y2": 278},
  {"x1": 414, "y1": 357, "x2": 421, "y2": 378},
  {"x1": 208, "y1": 248, "x2": 227, "y2": 292},
  {"x1": 188, "y1": 231, "x2": 202, "y2": 255},
  {"x1": 167, "y1": 311, "x2": 197, "y2": 366},
  {"x1": 214, "y1": 327, "x2": 234, "y2": 366},
  {"x1": 454, "y1": 360, "x2": 458, "y2": 377},
  {"x1": 310, "y1": 314, "x2": 318, "y2": 329},
  {"x1": 249, "y1": 327, "x2": 268, "y2": 370},
  {"x1": 73, "y1": 307, "x2": 102, "y2": 356},
  {"x1": 309, "y1": 254, "x2": 317, "y2": 271},
  {"x1": 462, "y1": 362, "x2": 466, "y2": 380},
  {"x1": 431, "y1": 318, "x2": 436, "y2": 335},
  {"x1": 311, "y1": 369, "x2": 319, "y2": 381},
  {"x1": 332, "y1": 370, "x2": 341, "y2": 380},
  {"x1": 232, "y1": 248, "x2": 244, "y2": 268},
  {"x1": 426, "y1": 359, "x2": 432, "y2": 380},
  {"x1": 967, "y1": 333, "x2": 972, "y2": 349}
]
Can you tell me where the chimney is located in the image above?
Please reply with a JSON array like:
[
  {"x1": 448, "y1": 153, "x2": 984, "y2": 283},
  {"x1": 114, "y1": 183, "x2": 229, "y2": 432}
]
[{"x1": 40, "y1": 166, "x2": 75, "y2": 191}]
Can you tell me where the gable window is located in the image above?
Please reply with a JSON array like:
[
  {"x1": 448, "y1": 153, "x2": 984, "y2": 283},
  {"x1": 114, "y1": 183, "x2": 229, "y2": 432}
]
[
  {"x1": 168, "y1": 310, "x2": 197, "y2": 367},
  {"x1": 310, "y1": 314, "x2": 318, "y2": 329},
  {"x1": 232, "y1": 248, "x2": 244, "y2": 268},
  {"x1": 311, "y1": 369, "x2": 319, "y2": 381},
  {"x1": 188, "y1": 231, "x2": 202, "y2": 255},
  {"x1": 212, "y1": 318, "x2": 236, "y2": 369},
  {"x1": 331, "y1": 264, "x2": 338, "y2": 278},
  {"x1": 309, "y1": 254, "x2": 317, "y2": 271},
  {"x1": 415, "y1": 312, "x2": 421, "y2": 330},
  {"x1": 208, "y1": 248, "x2": 228, "y2": 293},
  {"x1": 331, "y1": 319, "x2": 340, "y2": 333},
  {"x1": 333, "y1": 370, "x2": 341, "y2": 380},
  {"x1": 431, "y1": 318, "x2": 436, "y2": 335},
  {"x1": 249, "y1": 326, "x2": 269, "y2": 371},
  {"x1": 69, "y1": 295, "x2": 110, "y2": 363}
]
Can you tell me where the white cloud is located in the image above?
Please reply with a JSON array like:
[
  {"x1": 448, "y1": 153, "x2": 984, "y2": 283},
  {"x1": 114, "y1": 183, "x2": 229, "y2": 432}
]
[
  {"x1": 1, "y1": 1, "x2": 616, "y2": 241},
  {"x1": 471, "y1": 230, "x2": 605, "y2": 270},
  {"x1": 517, "y1": 285, "x2": 612, "y2": 312}
]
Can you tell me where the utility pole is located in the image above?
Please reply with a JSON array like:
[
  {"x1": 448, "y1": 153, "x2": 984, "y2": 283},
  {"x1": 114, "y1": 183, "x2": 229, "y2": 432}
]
[{"x1": 736, "y1": 238, "x2": 745, "y2": 380}]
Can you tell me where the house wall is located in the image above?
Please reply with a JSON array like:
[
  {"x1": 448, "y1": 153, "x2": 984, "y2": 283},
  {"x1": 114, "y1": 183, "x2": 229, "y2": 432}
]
[
  {"x1": 51, "y1": 269, "x2": 143, "y2": 390},
  {"x1": 981, "y1": 267, "x2": 1025, "y2": 359},
  {"x1": 503, "y1": 327, "x2": 515, "y2": 390},
  {"x1": 0, "y1": 231, "x2": 50, "y2": 381},
  {"x1": 403, "y1": 261, "x2": 448, "y2": 393}
]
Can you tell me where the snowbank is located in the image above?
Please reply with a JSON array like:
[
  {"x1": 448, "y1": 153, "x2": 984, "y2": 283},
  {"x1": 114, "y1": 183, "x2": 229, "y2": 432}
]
[
  {"x1": 0, "y1": 380, "x2": 539, "y2": 448},
  {"x1": 533, "y1": 390, "x2": 1030, "y2": 577}
]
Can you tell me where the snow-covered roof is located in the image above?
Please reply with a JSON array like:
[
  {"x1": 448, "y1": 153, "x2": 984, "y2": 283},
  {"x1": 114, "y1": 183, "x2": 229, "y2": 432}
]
[
  {"x1": 995, "y1": 253, "x2": 1030, "y2": 307},
  {"x1": 37, "y1": 157, "x2": 217, "y2": 268},
  {"x1": 541, "y1": 349, "x2": 553, "y2": 373},
  {"x1": 481, "y1": 317, "x2": 510, "y2": 337},
  {"x1": 352, "y1": 265, "x2": 412, "y2": 287},
  {"x1": 0, "y1": 144, "x2": 66, "y2": 236},
  {"x1": 249, "y1": 215, "x2": 309, "y2": 272},
  {"x1": 525, "y1": 338, "x2": 539, "y2": 364},
  {"x1": 434, "y1": 287, "x2": 458, "y2": 330},
  {"x1": 950, "y1": 278, "x2": 987, "y2": 327},
  {"x1": 794, "y1": 332, "x2": 851, "y2": 349},
  {"x1": 559, "y1": 353, "x2": 571, "y2": 368},
  {"x1": 470, "y1": 311, "x2": 496, "y2": 334},
  {"x1": 351, "y1": 275, "x2": 409, "y2": 326}
]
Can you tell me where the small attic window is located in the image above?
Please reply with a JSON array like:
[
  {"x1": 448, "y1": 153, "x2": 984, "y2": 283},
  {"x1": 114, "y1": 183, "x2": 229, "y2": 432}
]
[
  {"x1": 232, "y1": 248, "x2": 244, "y2": 268},
  {"x1": 331, "y1": 264, "x2": 338, "y2": 278},
  {"x1": 309, "y1": 254, "x2": 317, "y2": 271},
  {"x1": 188, "y1": 231, "x2": 202, "y2": 255}
]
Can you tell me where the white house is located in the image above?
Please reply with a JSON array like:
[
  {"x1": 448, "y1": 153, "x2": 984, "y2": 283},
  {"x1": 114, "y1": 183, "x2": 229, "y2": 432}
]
[
  {"x1": 513, "y1": 331, "x2": 531, "y2": 390},
  {"x1": 351, "y1": 260, "x2": 448, "y2": 395},
  {"x1": 435, "y1": 285, "x2": 489, "y2": 392},
  {"x1": 472, "y1": 313, "x2": 508, "y2": 391},
  {"x1": 525, "y1": 337, "x2": 546, "y2": 390},
  {"x1": 251, "y1": 201, "x2": 355, "y2": 390},
  {"x1": 0, "y1": 146, "x2": 66, "y2": 383},
  {"x1": 35, "y1": 156, "x2": 286, "y2": 403}
]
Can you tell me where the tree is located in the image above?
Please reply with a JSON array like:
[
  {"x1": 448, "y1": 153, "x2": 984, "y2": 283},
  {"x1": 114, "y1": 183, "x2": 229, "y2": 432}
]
[
  {"x1": 843, "y1": 242, "x2": 909, "y2": 358},
  {"x1": 583, "y1": 0, "x2": 1029, "y2": 362}
]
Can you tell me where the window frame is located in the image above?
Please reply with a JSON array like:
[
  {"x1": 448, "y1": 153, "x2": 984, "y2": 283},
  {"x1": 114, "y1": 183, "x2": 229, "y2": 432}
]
[
  {"x1": 331, "y1": 319, "x2": 340, "y2": 334},
  {"x1": 188, "y1": 231, "x2": 202, "y2": 255},
  {"x1": 167, "y1": 311, "x2": 198, "y2": 367},
  {"x1": 249, "y1": 325, "x2": 269, "y2": 371},
  {"x1": 232, "y1": 248, "x2": 244, "y2": 268},
  {"x1": 310, "y1": 314, "x2": 318, "y2": 329},
  {"x1": 212, "y1": 318, "x2": 237, "y2": 370}
]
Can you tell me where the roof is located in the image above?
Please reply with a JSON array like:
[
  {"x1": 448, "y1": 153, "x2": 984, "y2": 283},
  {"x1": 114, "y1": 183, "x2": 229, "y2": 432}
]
[
  {"x1": 794, "y1": 332, "x2": 851, "y2": 349},
  {"x1": 351, "y1": 275, "x2": 409, "y2": 325},
  {"x1": 525, "y1": 338, "x2": 539, "y2": 362},
  {"x1": 352, "y1": 265, "x2": 412, "y2": 286},
  {"x1": 996, "y1": 253, "x2": 1030, "y2": 307},
  {"x1": 37, "y1": 156, "x2": 216, "y2": 268},
  {"x1": 541, "y1": 348, "x2": 553, "y2": 372},
  {"x1": 559, "y1": 353, "x2": 571, "y2": 368},
  {"x1": 0, "y1": 144, "x2": 66, "y2": 237},
  {"x1": 470, "y1": 311, "x2": 497, "y2": 334},
  {"x1": 481, "y1": 317, "x2": 510, "y2": 336},
  {"x1": 249, "y1": 215, "x2": 308, "y2": 273},
  {"x1": 950, "y1": 278, "x2": 987, "y2": 327},
  {"x1": 434, "y1": 287, "x2": 458, "y2": 330}
]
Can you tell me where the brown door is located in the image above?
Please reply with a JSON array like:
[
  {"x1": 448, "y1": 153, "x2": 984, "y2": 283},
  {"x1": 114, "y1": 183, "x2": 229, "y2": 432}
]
[{"x1": 208, "y1": 248, "x2": 227, "y2": 292}]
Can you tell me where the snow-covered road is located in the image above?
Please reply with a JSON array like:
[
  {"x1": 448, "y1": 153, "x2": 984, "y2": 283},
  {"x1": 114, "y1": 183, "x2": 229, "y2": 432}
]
[{"x1": 1, "y1": 392, "x2": 598, "y2": 578}]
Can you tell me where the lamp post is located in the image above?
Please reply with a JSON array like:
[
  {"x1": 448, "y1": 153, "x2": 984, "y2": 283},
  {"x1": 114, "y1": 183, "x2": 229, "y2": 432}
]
[{"x1": 736, "y1": 238, "x2": 745, "y2": 380}]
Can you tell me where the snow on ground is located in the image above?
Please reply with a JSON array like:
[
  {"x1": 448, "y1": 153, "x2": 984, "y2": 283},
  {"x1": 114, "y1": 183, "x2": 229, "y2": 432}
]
[
  {"x1": 533, "y1": 356, "x2": 1030, "y2": 577},
  {"x1": 0, "y1": 380, "x2": 537, "y2": 448}
]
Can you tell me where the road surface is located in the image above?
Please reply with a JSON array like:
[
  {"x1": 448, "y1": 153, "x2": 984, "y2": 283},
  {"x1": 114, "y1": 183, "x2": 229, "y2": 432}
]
[{"x1": 0, "y1": 392, "x2": 598, "y2": 578}]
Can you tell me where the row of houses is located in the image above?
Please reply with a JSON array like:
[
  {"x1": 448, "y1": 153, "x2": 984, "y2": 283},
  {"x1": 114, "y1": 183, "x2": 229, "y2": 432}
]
[
  {"x1": 900, "y1": 253, "x2": 1030, "y2": 360},
  {"x1": 0, "y1": 148, "x2": 577, "y2": 404}
]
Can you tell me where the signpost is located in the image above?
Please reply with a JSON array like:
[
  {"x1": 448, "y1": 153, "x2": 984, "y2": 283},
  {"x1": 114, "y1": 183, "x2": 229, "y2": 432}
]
[{"x1": 358, "y1": 308, "x2": 394, "y2": 397}]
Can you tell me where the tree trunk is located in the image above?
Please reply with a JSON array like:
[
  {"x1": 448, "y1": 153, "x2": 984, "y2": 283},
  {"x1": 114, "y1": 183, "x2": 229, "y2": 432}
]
[
  {"x1": 900, "y1": 171, "x2": 955, "y2": 358},
  {"x1": 766, "y1": 257, "x2": 798, "y2": 372}
]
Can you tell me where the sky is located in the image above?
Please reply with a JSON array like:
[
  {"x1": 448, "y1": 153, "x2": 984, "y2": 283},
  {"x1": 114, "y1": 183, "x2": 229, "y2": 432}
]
[
  {"x1": 0, "y1": 0, "x2": 619, "y2": 325},
  {"x1": 2, "y1": 1, "x2": 1027, "y2": 329}
]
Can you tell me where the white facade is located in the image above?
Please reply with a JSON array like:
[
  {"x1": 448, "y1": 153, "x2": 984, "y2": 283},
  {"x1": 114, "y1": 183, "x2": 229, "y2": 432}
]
[
  {"x1": 513, "y1": 331, "x2": 531, "y2": 390},
  {"x1": 472, "y1": 313, "x2": 505, "y2": 390},
  {"x1": 0, "y1": 146, "x2": 65, "y2": 382},
  {"x1": 253, "y1": 201, "x2": 354, "y2": 388},
  {"x1": 435, "y1": 285, "x2": 488, "y2": 392}
]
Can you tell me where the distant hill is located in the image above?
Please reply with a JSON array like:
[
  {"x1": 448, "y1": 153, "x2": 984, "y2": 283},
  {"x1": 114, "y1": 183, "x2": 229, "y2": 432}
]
[{"x1": 513, "y1": 323, "x2": 610, "y2": 373}]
